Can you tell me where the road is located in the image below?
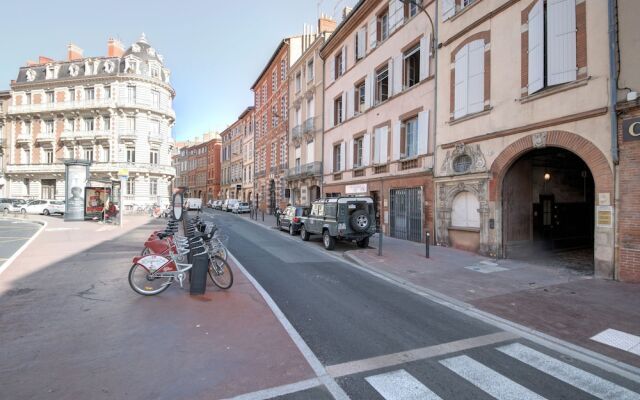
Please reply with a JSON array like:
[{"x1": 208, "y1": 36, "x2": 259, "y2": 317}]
[
  {"x1": 205, "y1": 209, "x2": 640, "y2": 400},
  {"x1": 0, "y1": 218, "x2": 41, "y2": 269}
]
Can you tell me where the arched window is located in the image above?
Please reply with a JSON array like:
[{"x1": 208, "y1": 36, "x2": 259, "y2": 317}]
[{"x1": 451, "y1": 191, "x2": 480, "y2": 228}]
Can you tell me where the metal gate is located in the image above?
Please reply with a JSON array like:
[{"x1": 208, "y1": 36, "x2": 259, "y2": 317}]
[{"x1": 390, "y1": 187, "x2": 423, "y2": 242}]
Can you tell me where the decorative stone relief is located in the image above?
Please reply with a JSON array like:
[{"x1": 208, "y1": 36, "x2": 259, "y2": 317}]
[
  {"x1": 25, "y1": 69, "x2": 36, "y2": 81},
  {"x1": 68, "y1": 64, "x2": 80, "y2": 77},
  {"x1": 532, "y1": 132, "x2": 547, "y2": 148},
  {"x1": 103, "y1": 61, "x2": 115, "y2": 73},
  {"x1": 440, "y1": 143, "x2": 487, "y2": 175}
]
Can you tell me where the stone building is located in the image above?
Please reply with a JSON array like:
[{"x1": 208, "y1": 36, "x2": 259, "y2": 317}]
[
  {"x1": 3, "y1": 35, "x2": 176, "y2": 206},
  {"x1": 434, "y1": 0, "x2": 616, "y2": 278},
  {"x1": 320, "y1": 0, "x2": 436, "y2": 242},
  {"x1": 239, "y1": 107, "x2": 255, "y2": 203},
  {"x1": 206, "y1": 133, "x2": 222, "y2": 203},
  {"x1": 220, "y1": 116, "x2": 245, "y2": 200},
  {"x1": 0, "y1": 90, "x2": 10, "y2": 197}
]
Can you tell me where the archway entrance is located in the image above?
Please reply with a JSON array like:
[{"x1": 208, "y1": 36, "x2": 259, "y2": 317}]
[{"x1": 502, "y1": 147, "x2": 594, "y2": 272}]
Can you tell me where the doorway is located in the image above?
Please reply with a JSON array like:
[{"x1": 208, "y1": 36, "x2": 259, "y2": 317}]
[{"x1": 41, "y1": 179, "x2": 56, "y2": 199}]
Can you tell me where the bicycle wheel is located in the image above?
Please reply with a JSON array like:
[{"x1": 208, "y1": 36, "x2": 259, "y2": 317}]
[
  {"x1": 128, "y1": 263, "x2": 173, "y2": 296},
  {"x1": 208, "y1": 256, "x2": 233, "y2": 289}
]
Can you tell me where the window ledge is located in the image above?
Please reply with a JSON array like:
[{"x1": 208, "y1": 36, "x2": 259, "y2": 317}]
[
  {"x1": 519, "y1": 77, "x2": 590, "y2": 104},
  {"x1": 449, "y1": 1, "x2": 482, "y2": 23},
  {"x1": 449, "y1": 107, "x2": 492, "y2": 126},
  {"x1": 448, "y1": 226, "x2": 480, "y2": 233}
]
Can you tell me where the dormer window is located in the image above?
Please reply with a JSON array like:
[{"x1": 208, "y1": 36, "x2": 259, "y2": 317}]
[
  {"x1": 26, "y1": 69, "x2": 36, "y2": 82},
  {"x1": 124, "y1": 57, "x2": 139, "y2": 74},
  {"x1": 45, "y1": 64, "x2": 56, "y2": 80}
]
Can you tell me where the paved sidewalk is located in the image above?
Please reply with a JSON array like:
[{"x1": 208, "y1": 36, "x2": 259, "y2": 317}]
[
  {"x1": 344, "y1": 234, "x2": 640, "y2": 369},
  {"x1": 0, "y1": 215, "x2": 313, "y2": 400}
]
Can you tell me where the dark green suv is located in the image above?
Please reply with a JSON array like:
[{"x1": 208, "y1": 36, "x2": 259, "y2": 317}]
[{"x1": 299, "y1": 196, "x2": 376, "y2": 250}]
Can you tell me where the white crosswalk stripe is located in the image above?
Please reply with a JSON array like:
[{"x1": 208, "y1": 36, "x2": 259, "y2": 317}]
[
  {"x1": 439, "y1": 355, "x2": 547, "y2": 400},
  {"x1": 498, "y1": 343, "x2": 640, "y2": 400},
  {"x1": 365, "y1": 369, "x2": 443, "y2": 400}
]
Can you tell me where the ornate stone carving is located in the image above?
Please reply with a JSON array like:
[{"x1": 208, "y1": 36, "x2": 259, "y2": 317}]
[
  {"x1": 103, "y1": 60, "x2": 115, "y2": 73},
  {"x1": 68, "y1": 64, "x2": 79, "y2": 77},
  {"x1": 532, "y1": 132, "x2": 547, "y2": 148},
  {"x1": 440, "y1": 143, "x2": 487, "y2": 175},
  {"x1": 25, "y1": 69, "x2": 36, "y2": 82}
]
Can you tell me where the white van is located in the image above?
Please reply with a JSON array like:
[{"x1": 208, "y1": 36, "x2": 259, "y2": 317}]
[
  {"x1": 184, "y1": 198, "x2": 202, "y2": 211},
  {"x1": 222, "y1": 199, "x2": 238, "y2": 212}
]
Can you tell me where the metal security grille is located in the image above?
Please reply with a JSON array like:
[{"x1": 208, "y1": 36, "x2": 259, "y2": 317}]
[{"x1": 390, "y1": 187, "x2": 423, "y2": 242}]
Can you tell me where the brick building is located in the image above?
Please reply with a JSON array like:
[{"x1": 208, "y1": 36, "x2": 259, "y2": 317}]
[
  {"x1": 251, "y1": 36, "x2": 304, "y2": 213},
  {"x1": 239, "y1": 107, "x2": 255, "y2": 203},
  {"x1": 206, "y1": 133, "x2": 221, "y2": 203}
]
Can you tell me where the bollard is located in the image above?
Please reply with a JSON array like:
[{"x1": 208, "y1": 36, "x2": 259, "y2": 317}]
[
  {"x1": 425, "y1": 231, "x2": 430, "y2": 258},
  {"x1": 378, "y1": 229, "x2": 383, "y2": 256},
  {"x1": 262, "y1": 210, "x2": 264, "y2": 221}
]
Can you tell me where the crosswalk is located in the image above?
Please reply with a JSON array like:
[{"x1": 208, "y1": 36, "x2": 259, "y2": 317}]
[{"x1": 361, "y1": 343, "x2": 640, "y2": 400}]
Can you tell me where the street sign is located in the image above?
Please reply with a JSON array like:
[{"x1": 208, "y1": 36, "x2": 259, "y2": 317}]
[{"x1": 118, "y1": 168, "x2": 129, "y2": 178}]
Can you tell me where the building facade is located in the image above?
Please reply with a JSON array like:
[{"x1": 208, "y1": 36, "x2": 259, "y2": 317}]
[
  {"x1": 239, "y1": 107, "x2": 255, "y2": 203},
  {"x1": 252, "y1": 36, "x2": 304, "y2": 213},
  {"x1": 320, "y1": 0, "x2": 436, "y2": 242},
  {"x1": 0, "y1": 90, "x2": 10, "y2": 197},
  {"x1": 206, "y1": 133, "x2": 222, "y2": 203},
  {"x1": 434, "y1": 0, "x2": 615, "y2": 278},
  {"x1": 220, "y1": 118, "x2": 244, "y2": 200},
  {"x1": 286, "y1": 19, "x2": 336, "y2": 206},
  {"x1": 4, "y1": 36, "x2": 176, "y2": 206}
]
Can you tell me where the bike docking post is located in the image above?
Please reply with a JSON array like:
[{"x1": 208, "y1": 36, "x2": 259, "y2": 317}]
[
  {"x1": 425, "y1": 230, "x2": 430, "y2": 258},
  {"x1": 377, "y1": 228, "x2": 383, "y2": 257},
  {"x1": 187, "y1": 213, "x2": 208, "y2": 295},
  {"x1": 261, "y1": 209, "x2": 264, "y2": 222}
]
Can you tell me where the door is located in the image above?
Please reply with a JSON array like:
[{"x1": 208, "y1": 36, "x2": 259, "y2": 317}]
[
  {"x1": 41, "y1": 179, "x2": 56, "y2": 199},
  {"x1": 390, "y1": 187, "x2": 423, "y2": 242}
]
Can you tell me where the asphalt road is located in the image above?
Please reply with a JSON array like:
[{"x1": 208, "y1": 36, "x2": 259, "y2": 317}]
[
  {"x1": 0, "y1": 219, "x2": 41, "y2": 268},
  {"x1": 205, "y1": 209, "x2": 640, "y2": 400}
]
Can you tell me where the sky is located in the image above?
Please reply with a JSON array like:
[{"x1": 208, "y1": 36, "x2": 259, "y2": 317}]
[{"x1": 0, "y1": 0, "x2": 358, "y2": 141}]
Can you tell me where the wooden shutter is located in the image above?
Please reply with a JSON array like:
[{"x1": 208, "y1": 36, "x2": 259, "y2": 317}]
[
  {"x1": 329, "y1": 55, "x2": 335, "y2": 84},
  {"x1": 419, "y1": 34, "x2": 430, "y2": 81},
  {"x1": 369, "y1": 16, "x2": 377, "y2": 49},
  {"x1": 442, "y1": 0, "x2": 455, "y2": 20},
  {"x1": 393, "y1": 55, "x2": 403, "y2": 95},
  {"x1": 547, "y1": 0, "x2": 577, "y2": 86},
  {"x1": 341, "y1": 46, "x2": 347, "y2": 75},
  {"x1": 467, "y1": 40, "x2": 485, "y2": 114},
  {"x1": 357, "y1": 28, "x2": 366, "y2": 59},
  {"x1": 339, "y1": 142, "x2": 346, "y2": 171},
  {"x1": 454, "y1": 45, "x2": 468, "y2": 119},
  {"x1": 380, "y1": 126, "x2": 388, "y2": 163},
  {"x1": 392, "y1": 120, "x2": 401, "y2": 160},
  {"x1": 528, "y1": 0, "x2": 544, "y2": 94},
  {"x1": 418, "y1": 110, "x2": 429, "y2": 155},
  {"x1": 363, "y1": 133, "x2": 371, "y2": 166}
]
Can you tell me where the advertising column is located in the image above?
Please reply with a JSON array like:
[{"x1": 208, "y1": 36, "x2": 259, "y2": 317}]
[{"x1": 64, "y1": 160, "x2": 91, "y2": 221}]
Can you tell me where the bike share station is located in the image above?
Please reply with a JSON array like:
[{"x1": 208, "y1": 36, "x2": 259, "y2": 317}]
[{"x1": 63, "y1": 160, "x2": 121, "y2": 224}]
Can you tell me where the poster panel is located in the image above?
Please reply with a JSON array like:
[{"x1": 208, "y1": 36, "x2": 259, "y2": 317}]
[
  {"x1": 65, "y1": 164, "x2": 88, "y2": 221},
  {"x1": 85, "y1": 187, "x2": 111, "y2": 219}
]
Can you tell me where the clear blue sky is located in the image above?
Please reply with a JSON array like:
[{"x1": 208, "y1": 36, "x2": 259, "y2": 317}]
[{"x1": 0, "y1": 0, "x2": 357, "y2": 141}]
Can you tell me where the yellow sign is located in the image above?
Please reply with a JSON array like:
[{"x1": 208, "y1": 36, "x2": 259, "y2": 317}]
[
  {"x1": 596, "y1": 206, "x2": 613, "y2": 228},
  {"x1": 118, "y1": 168, "x2": 129, "y2": 177}
]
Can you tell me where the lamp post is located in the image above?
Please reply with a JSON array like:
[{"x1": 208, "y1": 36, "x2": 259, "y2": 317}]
[{"x1": 399, "y1": 0, "x2": 435, "y2": 54}]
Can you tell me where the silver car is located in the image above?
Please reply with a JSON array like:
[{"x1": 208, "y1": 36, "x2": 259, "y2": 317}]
[{"x1": 232, "y1": 202, "x2": 250, "y2": 214}]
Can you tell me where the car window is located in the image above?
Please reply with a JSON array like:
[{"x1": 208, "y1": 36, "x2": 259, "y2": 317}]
[{"x1": 324, "y1": 204, "x2": 336, "y2": 217}]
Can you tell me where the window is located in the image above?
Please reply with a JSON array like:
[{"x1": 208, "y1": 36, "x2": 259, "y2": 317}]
[
  {"x1": 104, "y1": 85, "x2": 111, "y2": 99},
  {"x1": 403, "y1": 45, "x2": 420, "y2": 89},
  {"x1": 307, "y1": 140, "x2": 315, "y2": 163},
  {"x1": 150, "y1": 150, "x2": 158, "y2": 164},
  {"x1": 281, "y1": 59, "x2": 287, "y2": 81},
  {"x1": 45, "y1": 120, "x2": 54, "y2": 135},
  {"x1": 151, "y1": 66, "x2": 160, "y2": 78},
  {"x1": 353, "y1": 136, "x2": 364, "y2": 167},
  {"x1": 127, "y1": 85, "x2": 136, "y2": 103},
  {"x1": 102, "y1": 147, "x2": 110, "y2": 162},
  {"x1": 126, "y1": 147, "x2": 136, "y2": 163},
  {"x1": 84, "y1": 87, "x2": 95, "y2": 100},
  {"x1": 272, "y1": 70, "x2": 277, "y2": 91},
  {"x1": 84, "y1": 118, "x2": 94, "y2": 131},
  {"x1": 281, "y1": 95, "x2": 287, "y2": 121},
  {"x1": 402, "y1": 116, "x2": 419, "y2": 158},
  {"x1": 262, "y1": 83, "x2": 267, "y2": 105},
  {"x1": 151, "y1": 120, "x2": 160, "y2": 135},
  {"x1": 65, "y1": 119, "x2": 74, "y2": 132},
  {"x1": 271, "y1": 105, "x2": 278, "y2": 127},
  {"x1": 355, "y1": 81, "x2": 366, "y2": 114},
  {"x1": 25, "y1": 93, "x2": 31, "y2": 105},
  {"x1": 454, "y1": 39, "x2": 485, "y2": 118},
  {"x1": 373, "y1": 125, "x2": 389, "y2": 164},
  {"x1": 84, "y1": 148, "x2": 94, "y2": 161},
  {"x1": 375, "y1": 66, "x2": 389, "y2": 104},
  {"x1": 24, "y1": 121, "x2": 31, "y2": 135},
  {"x1": 149, "y1": 178, "x2": 158, "y2": 195},
  {"x1": 67, "y1": 89, "x2": 74, "y2": 101},
  {"x1": 334, "y1": 96, "x2": 343, "y2": 125},
  {"x1": 527, "y1": 0, "x2": 577, "y2": 95},
  {"x1": 453, "y1": 154, "x2": 472, "y2": 173},
  {"x1": 295, "y1": 71, "x2": 302, "y2": 93},
  {"x1": 103, "y1": 116, "x2": 111, "y2": 130},
  {"x1": 45, "y1": 149, "x2": 54, "y2": 164},
  {"x1": 46, "y1": 91, "x2": 54, "y2": 103},
  {"x1": 152, "y1": 90, "x2": 160, "y2": 108},
  {"x1": 306, "y1": 59, "x2": 314, "y2": 81},
  {"x1": 127, "y1": 116, "x2": 136, "y2": 132},
  {"x1": 294, "y1": 145, "x2": 301, "y2": 168},
  {"x1": 127, "y1": 179, "x2": 135, "y2": 195},
  {"x1": 355, "y1": 27, "x2": 366, "y2": 61},
  {"x1": 24, "y1": 149, "x2": 31, "y2": 165},
  {"x1": 451, "y1": 191, "x2": 480, "y2": 228},
  {"x1": 335, "y1": 50, "x2": 344, "y2": 80},
  {"x1": 405, "y1": 0, "x2": 419, "y2": 18},
  {"x1": 333, "y1": 143, "x2": 342, "y2": 172},
  {"x1": 377, "y1": 9, "x2": 389, "y2": 42}
]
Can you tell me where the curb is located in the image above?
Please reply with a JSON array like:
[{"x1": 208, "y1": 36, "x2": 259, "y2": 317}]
[{"x1": 0, "y1": 218, "x2": 48, "y2": 278}]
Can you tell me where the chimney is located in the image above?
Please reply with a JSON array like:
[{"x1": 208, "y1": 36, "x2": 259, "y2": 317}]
[
  {"x1": 318, "y1": 15, "x2": 337, "y2": 35},
  {"x1": 107, "y1": 38, "x2": 124, "y2": 57},
  {"x1": 39, "y1": 56, "x2": 54, "y2": 64},
  {"x1": 67, "y1": 43, "x2": 83, "y2": 61},
  {"x1": 342, "y1": 6, "x2": 353, "y2": 20},
  {"x1": 26, "y1": 60, "x2": 37, "y2": 66}
]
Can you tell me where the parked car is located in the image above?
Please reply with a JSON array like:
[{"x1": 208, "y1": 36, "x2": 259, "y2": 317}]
[
  {"x1": 278, "y1": 205, "x2": 311, "y2": 235},
  {"x1": 215, "y1": 200, "x2": 224, "y2": 210},
  {"x1": 232, "y1": 202, "x2": 250, "y2": 214},
  {"x1": 21, "y1": 199, "x2": 65, "y2": 215},
  {"x1": 184, "y1": 198, "x2": 202, "y2": 211},
  {"x1": 299, "y1": 196, "x2": 376, "y2": 250},
  {"x1": 222, "y1": 199, "x2": 239, "y2": 212},
  {"x1": 1, "y1": 198, "x2": 27, "y2": 214}
]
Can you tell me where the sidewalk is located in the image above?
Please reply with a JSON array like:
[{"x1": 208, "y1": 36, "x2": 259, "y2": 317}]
[{"x1": 344, "y1": 234, "x2": 640, "y2": 369}]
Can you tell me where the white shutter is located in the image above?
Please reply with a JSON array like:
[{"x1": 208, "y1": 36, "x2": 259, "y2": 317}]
[
  {"x1": 341, "y1": 92, "x2": 347, "y2": 123},
  {"x1": 467, "y1": 40, "x2": 485, "y2": 114},
  {"x1": 363, "y1": 133, "x2": 371, "y2": 166},
  {"x1": 393, "y1": 55, "x2": 403, "y2": 95},
  {"x1": 454, "y1": 46, "x2": 469, "y2": 119},
  {"x1": 369, "y1": 16, "x2": 377, "y2": 49},
  {"x1": 365, "y1": 72, "x2": 374, "y2": 108},
  {"x1": 357, "y1": 28, "x2": 366, "y2": 59},
  {"x1": 547, "y1": 0, "x2": 577, "y2": 85},
  {"x1": 442, "y1": 0, "x2": 455, "y2": 20},
  {"x1": 419, "y1": 34, "x2": 430, "y2": 81},
  {"x1": 307, "y1": 140, "x2": 314, "y2": 163},
  {"x1": 389, "y1": 0, "x2": 404, "y2": 32},
  {"x1": 328, "y1": 145, "x2": 334, "y2": 172},
  {"x1": 346, "y1": 139, "x2": 353, "y2": 170},
  {"x1": 373, "y1": 128, "x2": 381, "y2": 164},
  {"x1": 528, "y1": 0, "x2": 544, "y2": 94},
  {"x1": 341, "y1": 46, "x2": 347, "y2": 75},
  {"x1": 339, "y1": 142, "x2": 346, "y2": 171},
  {"x1": 380, "y1": 126, "x2": 388, "y2": 163},
  {"x1": 328, "y1": 56, "x2": 335, "y2": 84},
  {"x1": 418, "y1": 110, "x2": 429, "y2": 155},
  {"x1": 392, "y1": 120, "x2": 401, "y2": 160},
  {"x1": 346, "y1": 88, "x2": 354, "y2": 119},
  {"x1": 328, "y1": 101, "x2": 334, "y2": 128},
  {"x1": 294, "y1": 146, "x2": 301, "y2": 160}
]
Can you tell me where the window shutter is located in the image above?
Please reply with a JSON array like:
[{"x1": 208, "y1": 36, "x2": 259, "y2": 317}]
[
  {"x1": 389, "y1": 0, "x2": 404, "y2": 32},
  {"x1": 369, "y1": 16, "x2": 377, "y2": 49},
  {"x1": 307, "y1": 140, "x2": 314, "y2": 163},
  {"x1": 346, "y1": 139, "x2": 353, "y2": 170},
  {"x1": 442, "y1": 0, "x2": 455, "y2": 20},
  {"x1": 366, "y1": 72, "x2": 375, "y2": 108},
  {"x1": 328, "y1": 101, "x2": 334, "y2": 128},
  {"x1": 357, "y1": 28, "x2": 366, "y2": 59},
  {"x1": 373, "y1": 128, "x2": 380, "y2": 164},
  {"x1": 393, "y1": 55, "x2": 403, "y2": 95},
  {"x1": 362, "y1": 133, "x2": 371, "y2": 167},
  {"x1": 341, "y1": 92, "x2": 347, "y2": 123},
  {"x1": 339, "y1": 142, "x2": 346, "y2": 171},
  {"x1": 329, "y1": 55, "x2": 335, "y2": 83},
  {"x1": 454, "y1": 46, "x2": 469, "y2": 119},
  {"x1": 380, "y1": 126, "x2": 388, "y2": 163},
  {"x1": 467, "y1": 40, "x2": 485, "y2": 114},
  {"x1": 328, "y1": 145, "x2": 334, "y2": 172},
  {"x1": 547, "y1": 0, "x2": 577, "y2": 85},
  {"x1": 346, "y1": 88, "x2": 354, "y2": 119},
  {"x1": 418, "y1": 110, "x2": 429, "y2": 155},
  {"x1": 341, "y1": 46, "x2": 347, "y2": 74},
  {"x1": 419, "y1": 34, "x2": 430, "y2": 81},
  {"x1": 392, "y1": 120, "x2": 401, "y2": 160},
  {"x1": 528, "y1": 0, "x2": 544, "y2": 94}
]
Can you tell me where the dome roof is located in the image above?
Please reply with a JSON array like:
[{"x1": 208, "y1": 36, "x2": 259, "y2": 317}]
[{"x1": 122, "y1": 33, "x2": 164, "y2": 64}]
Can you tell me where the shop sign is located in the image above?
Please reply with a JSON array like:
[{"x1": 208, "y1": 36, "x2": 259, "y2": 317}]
[
  {"x1": 622, "y1": 117, "x2": 640, "y2": 141},
  {"x1": 345, "y1": 183, "x2": 368, "y2": 194},
  {"x1": 596, "y1": 206, "x2": 613, "y2": 228}
]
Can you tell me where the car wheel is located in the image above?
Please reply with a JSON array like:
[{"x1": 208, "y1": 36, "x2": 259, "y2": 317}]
[
  {"x1": 357, "y1": 237, "x2": 369, "y2": 248},
  {"x1": 43, "y1": 209, "x2": 50, "y2": 216},
  {"x1": 300, "y1": 225, "x2": 310, "y2": 241},
  {"x1": 20, "y1": 208, "x2": 26, "y2": 215},
  {"x1": 289, "y1": 224, "x2": 295, "y2": 236},
  {"x1": 323, "y1": 230, "x2": 336, "y2": 250},
  {"x1": 350, "y1": 210, "x2": 371, "y2": 233}
]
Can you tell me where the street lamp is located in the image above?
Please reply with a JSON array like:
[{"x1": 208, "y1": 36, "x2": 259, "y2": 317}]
[{"x1": 399, "y1": 0, "x2": 435, "y2": 54}]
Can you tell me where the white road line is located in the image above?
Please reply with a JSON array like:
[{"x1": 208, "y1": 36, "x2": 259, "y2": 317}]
[
  {"x1": 223, "y1": 377, "x2": 322, "y2": 400},
  {"x1": 498, "y1": 343, "x2": 640, "y2": 400},
  {"x1": 591, "y1": 329, "x2": 640, "y2": 356},
  {"x1": 440, "y1": 355, "x2": 546, "y2": 400},
  {"x1": 0, "y1": 219, "x2": 46, "y2": 278},
  {"x1": 365, "y1": 369, "x2": 442, "y2": 400}
]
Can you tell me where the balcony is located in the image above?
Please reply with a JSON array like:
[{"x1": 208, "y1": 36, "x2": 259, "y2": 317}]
[
  {"x1": 15, "y1": 134, "x2": 31, "y2": 145},
  {"x1": 6, "y1": 163, "x2": 65, "y2": 174},
  {"x1": 60, "y1": 131, "x2": 76, "y2": 143},
  {"x1": 285, "y1": 161, "x2": 322, "y2": 180},
  {"x1": 291, "y1": 125, "x2": 303, "y2": 143},
  {"x1": 148, "y1": 133, "x2": 163, "y2": 145},
  {"x1": 303, "y1": 116, "x2": 320, "y2": 134},
  {"x1": 35, "y1": 134, "x2": 56, "y2": 146},
  {"x1": 6, "y1": 162, "x2": 176, "y2": 177},
  {"x1": 119, "y1": 130, "x2": 137, "y2": 142},
  {"x1": 8, "y1": 99, "x2": 176, "y2": 120}
]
